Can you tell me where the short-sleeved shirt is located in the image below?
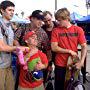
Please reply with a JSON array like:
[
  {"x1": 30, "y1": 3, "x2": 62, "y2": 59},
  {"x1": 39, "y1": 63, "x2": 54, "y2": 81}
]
[
  {"x1": 14, "y1": 24, "x2": 50, "y2": 52},
  {"x1": 19, "y1": 50, "x2": 48, "y2": 88},
  {"x1": 0, "y1": 17, "x2": 14, "y2": 68},
  {"x1": 51, "y1": 25, "x2": 86, "y2": 67}
]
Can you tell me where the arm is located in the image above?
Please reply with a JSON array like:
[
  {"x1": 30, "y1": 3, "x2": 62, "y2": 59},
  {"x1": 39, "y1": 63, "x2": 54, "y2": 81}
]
[
  {"x1": 35, "y1": 61, "x2": 47, "y2": 70},
  {"x1": 0, "y1": 39, "x2": 16, "y2": 52},
  {"x1": 35, "y1": 51, "x2": 48, "y2": 70},
  {"x1": 81, "y1": 43, "x2": 87, "y2": 64},
  {"x1": 75, "y1": 27, "x2": 87, "y2": 69},
  {"x1": 75, "y1": 43, "x2": 87, "y2": 69},
  {"x1": 51, "y1": 42, "x2": 78, "y2": 56},
  {"x1": 0, "y1": 39, "x2": 28, "y2": 52},
  {"x1": 13, "y1": 40, "x2": 20, "y2": 46}
]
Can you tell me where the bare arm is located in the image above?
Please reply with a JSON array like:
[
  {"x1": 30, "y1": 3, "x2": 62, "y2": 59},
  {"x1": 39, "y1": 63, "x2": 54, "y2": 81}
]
[
  {"x1": 51, "y1": 42, "x2": 78, "y2": 57},
  {"x1": 51, "y1": 42, "x2": 70, "y2": 53},
  {"x1": 13, "y1": 40, "x2": 20, "y2": 46},
  {"x1": 75, "y1": 43, "x2": 87, "y2": 69},
  {"x1": 0, "y1": 39, "x2": 16, "y2": 52},
  {"x1": 80, "y1": 43, "x2": 87, "y2": 64}
]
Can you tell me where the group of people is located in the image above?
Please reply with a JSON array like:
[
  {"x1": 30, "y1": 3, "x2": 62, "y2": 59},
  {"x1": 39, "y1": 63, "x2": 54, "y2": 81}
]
[{"x1": 0, "y1": 0, "x2": 87, "y2": 90}]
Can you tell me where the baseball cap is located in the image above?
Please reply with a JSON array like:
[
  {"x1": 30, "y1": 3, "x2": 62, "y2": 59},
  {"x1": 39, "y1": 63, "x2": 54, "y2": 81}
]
[
  {"x1": 24, "y1": 31, "x2": 35, "y2": 41},
  {"x1": 30, "y1": 10, "x2": 44, "y2": 20}
]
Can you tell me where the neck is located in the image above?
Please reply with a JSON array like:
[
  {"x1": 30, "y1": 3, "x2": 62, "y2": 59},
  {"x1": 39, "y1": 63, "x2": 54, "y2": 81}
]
[
  {"x1": 30, "y1": 23, "x2": 38, "y2": 32},
  {"x1": 65, "y1": 22, "x2": 72, "y2": 28},
  {"x1": 47, "y1": 22, "x2": 54, "y2": 31},
  {"x1": 2, "y1": 16, "x2": 10, "y2": 22},
  {"x1": 28, "y1": 44, "x2": 36, "y2": 49},
  {"x1": 28, "y1": 45, "x2": 38, "y2": 56}
]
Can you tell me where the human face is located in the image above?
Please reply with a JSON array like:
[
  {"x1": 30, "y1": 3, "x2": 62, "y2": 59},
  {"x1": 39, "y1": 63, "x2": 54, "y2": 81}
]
[
  {"x1": 27, "y1": 34, "x2": 38, "y2": 46},
  {"x1": 1, "y1": 6, "x2": 15, "y2": 21},
  {"x1": 44, "y1": 14, "x2": 52, "y2": 28},
  {"x1": 57, "y1": 18, "x2": 68, "y2": 27},
  {"x1": 32, "y1": 17, "x2": 43, "y2": 29}
]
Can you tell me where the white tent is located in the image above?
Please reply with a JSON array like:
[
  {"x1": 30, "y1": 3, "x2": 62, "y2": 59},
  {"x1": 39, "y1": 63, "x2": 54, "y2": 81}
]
[
  {"x1": 11, "y1": 15, "x2": 30, "y2": 23},
  {"x1": 70, "y1": 12, "x2": 84, "y2": 21}
]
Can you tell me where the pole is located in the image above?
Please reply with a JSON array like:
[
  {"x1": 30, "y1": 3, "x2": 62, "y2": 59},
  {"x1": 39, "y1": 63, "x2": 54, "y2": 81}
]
[
  {"x1": 86, "y1": 0, "x2": 88, "y2": 15},
  {"x1": 55, "y1": 0, "x2": 57, "y2": 11}
]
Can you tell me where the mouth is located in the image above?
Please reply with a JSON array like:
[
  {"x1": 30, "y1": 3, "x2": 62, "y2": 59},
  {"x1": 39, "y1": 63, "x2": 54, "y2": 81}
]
[{"x1": 10, "y1": 14, "x2": 14, "y2": 17}]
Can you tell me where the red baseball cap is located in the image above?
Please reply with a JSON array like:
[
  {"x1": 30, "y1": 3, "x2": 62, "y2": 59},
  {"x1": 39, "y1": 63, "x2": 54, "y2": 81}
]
[{"x1": 24, "y1": 31, "x2": 35, "y2": 40}]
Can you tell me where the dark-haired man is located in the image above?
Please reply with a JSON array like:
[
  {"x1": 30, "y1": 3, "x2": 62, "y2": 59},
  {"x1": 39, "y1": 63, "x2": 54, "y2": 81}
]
[
  {"x1": 14, "y1": 10, "x2": 51, "y2": 89},
  {"x1": 0, "y1": 1, "x2": 27, "y2": 90}
]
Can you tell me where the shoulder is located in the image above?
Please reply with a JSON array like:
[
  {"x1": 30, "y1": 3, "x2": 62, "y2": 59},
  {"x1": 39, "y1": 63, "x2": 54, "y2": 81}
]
[
  {"x1": 73, "y1": 25, "x2": 83, "y2": 31},
  {"x1": 38, "y1": 28, "x2": 48, "y2": 37},
  {"x1": 38, "y1": 50, "x2": 45, "y2": 55},
  {"x1": 72, "y1": 25, "x2": 85, "y2": 36},
  {"x1": 39, "y1": 28, "x2": 47, "y2": 33},
  {"x1": 38, "y1": 50, "x2": 47, "y2": 58},
  {"x1": 53, "y1": 21, "x2": 58, "y2": 27},
  {"x1": 38, "y1": 50, "x2": 48, "y2": 63},
  {"x1": 52, "y1": 27, "x2": 60, "y2": 34}
]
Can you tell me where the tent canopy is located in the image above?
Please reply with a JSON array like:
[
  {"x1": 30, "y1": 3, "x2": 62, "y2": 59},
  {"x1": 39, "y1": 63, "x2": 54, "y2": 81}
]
[
  {"x1": 70, "y1": 12, "x2": 84, "y2": 21},
  {"x1": 76, "y1": 15, "x2": 90, "y2": 23},
  {"x1": 11, "y1": 15, "x2": 30, "y2": 23}
]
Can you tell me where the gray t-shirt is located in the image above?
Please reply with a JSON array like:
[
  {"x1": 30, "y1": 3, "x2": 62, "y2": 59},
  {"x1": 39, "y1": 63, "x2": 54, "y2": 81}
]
[{"x1": 0, "y1": 17, "x2": 14, "y2": 68}]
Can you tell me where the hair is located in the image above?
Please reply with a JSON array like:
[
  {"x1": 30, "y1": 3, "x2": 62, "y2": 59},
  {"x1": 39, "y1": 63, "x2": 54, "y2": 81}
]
[
  {"x1": 0, "y1": 0, "x2": 15, "y2": 14},
  {"x1": 55, "y1": 8, "x2": 71, "y2": 21},
  {"x1": 43, "y1": 11, "x2": 52, "y2": 17}
]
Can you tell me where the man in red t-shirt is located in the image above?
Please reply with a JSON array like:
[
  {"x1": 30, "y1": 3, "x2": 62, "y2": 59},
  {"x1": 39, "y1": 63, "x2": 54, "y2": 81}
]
[
  {"x1": 18, "y1": 31, "x2": 48, "y2": 90},
  {"x1": 51, "y1": 8, "x2": 87, "y2": 90}
]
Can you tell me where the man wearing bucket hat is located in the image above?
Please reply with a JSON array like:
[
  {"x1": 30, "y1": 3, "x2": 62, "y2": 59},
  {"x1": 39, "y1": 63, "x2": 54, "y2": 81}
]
[
  {"x1": 14, "y1": 10, "x2": 51, "y2": 62},
  {"x1": 18, "y1": 31, "x2": 48, "y2": 90},
  {"x1": 29, "y1": 10, "x2": 51, "y2": 61}
]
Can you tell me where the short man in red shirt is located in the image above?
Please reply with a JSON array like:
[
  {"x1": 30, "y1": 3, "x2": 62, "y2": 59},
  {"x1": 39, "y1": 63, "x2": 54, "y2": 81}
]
[
  {"x1": 51, "y1": 8, "x2": 87, "y2": 90},
  {"x1": 18, "y1": 31, "x2": 48, "y2": 90}
]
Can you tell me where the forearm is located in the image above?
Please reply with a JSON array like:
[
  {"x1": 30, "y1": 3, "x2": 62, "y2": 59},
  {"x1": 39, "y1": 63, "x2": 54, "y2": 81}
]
[
  {"x1": 13, "y1": 40, "x2": 20, "y2": 46},
  {"x1": 52, "y1": 45, "x2": 70, "y2": 54},
  {"x1": 0, "y1": 45, "x2": 17, "y2": 52},
  {"x1": 80, "y1": 44, "x2": 87, "y2": 64}
]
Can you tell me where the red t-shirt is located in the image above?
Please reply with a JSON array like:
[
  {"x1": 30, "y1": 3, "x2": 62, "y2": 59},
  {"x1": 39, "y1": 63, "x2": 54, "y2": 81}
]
[
  {"x1": 19, "y1": 50, "x2": 48, "y2": 88},
  {"x1": 51, "y1": 25, "x2": 86, "y2": 67}
]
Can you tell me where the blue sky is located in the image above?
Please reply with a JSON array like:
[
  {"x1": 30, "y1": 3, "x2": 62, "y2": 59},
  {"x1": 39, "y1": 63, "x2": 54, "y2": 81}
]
[{"x1": 0, "y1": 0, "x2": 89, "y2": 18}]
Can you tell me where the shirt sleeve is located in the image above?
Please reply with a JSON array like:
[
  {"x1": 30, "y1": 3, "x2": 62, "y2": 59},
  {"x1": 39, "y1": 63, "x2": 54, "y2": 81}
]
[
  {"x1": 51, "y1": 28, "x2": 58, "y2": 42},
  {"x1": 39, "y1": 50, "x2": 48, "y2": 65},
  {"x1": 78, "y1": 27, "x2": 87, "y2": 44}
]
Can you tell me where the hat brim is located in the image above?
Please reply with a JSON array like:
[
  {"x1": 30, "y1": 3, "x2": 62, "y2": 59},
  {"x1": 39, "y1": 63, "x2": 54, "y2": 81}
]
[
  {"x1": 24, "y1": 31, "x2": 35, "y2": 41},
  {"x1": 32, "y1": 14, "x2": 44, "y2": 20}
]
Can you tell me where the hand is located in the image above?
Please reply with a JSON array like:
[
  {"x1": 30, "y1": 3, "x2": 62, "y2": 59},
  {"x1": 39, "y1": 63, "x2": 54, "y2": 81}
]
[
  {"x1": 35, "y1": 61, "x2": 45, "y2": 70},
  {"x1": 69, "y1": 50, "x2": 78, "y2": 58},
  {"x1": 17, "y1": 46, "x2": 29, "y2": 52},
  {"x1": 75, "y1": 61, "x2": 84, "y2": 70}
]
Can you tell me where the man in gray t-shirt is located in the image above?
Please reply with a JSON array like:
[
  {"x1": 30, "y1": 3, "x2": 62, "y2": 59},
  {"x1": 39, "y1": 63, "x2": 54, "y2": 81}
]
[{"x1": 0, "y1": 1, "x2": 27, "y2": 90}]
